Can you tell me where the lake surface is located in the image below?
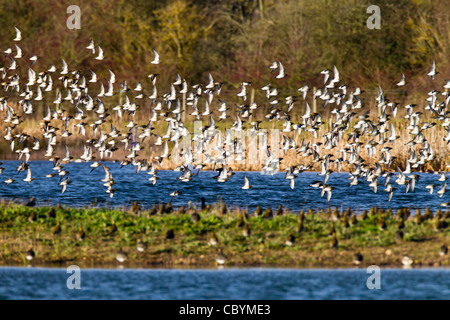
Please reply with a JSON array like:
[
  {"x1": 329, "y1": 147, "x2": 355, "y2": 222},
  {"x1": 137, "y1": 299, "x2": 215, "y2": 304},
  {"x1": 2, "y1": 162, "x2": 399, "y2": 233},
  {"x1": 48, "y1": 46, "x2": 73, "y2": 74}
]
[
  {"x1": 0, "y1": 267, "x2": 449, "y2": 300},
  {"x1": 0, "y1": 160, "x2": 448, "y2": 212}
]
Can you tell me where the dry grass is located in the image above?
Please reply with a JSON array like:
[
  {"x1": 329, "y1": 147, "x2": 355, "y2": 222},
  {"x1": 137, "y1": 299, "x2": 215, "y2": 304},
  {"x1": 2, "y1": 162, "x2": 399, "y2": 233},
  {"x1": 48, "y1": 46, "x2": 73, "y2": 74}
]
[{"x1": 2, "y1": 106, "x2": 449, "y2": 173}]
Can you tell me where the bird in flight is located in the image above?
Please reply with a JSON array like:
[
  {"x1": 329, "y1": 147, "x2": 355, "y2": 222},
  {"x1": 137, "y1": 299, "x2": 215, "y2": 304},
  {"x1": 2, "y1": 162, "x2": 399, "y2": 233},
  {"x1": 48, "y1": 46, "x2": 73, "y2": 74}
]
[
  {"x1": 397, "y1": 73, "x2": 406, "y2": 86},
  {"x1": 242, "y1": 176, "x2": 252, "y2": 189},
  {"x1": 151, "y1": 49, "x2": 160, "y2": 64},
  {"x1": 427, "y1": 60, "x2": 438, "y2": 80},
  {"x1": 87, "y1": 40, "x2": 95, "y2": 54},
  {"x1": 95, "y1": 46, "x2": 104, "y2": 60},
  {"x1": 13, "y1": 27, "x2": 22, "y2": 41}
]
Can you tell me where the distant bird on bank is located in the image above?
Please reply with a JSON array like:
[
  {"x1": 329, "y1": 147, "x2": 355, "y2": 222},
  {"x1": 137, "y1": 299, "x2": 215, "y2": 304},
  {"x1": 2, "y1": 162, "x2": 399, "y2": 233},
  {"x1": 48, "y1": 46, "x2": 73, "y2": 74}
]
[
  {"x1": 285, "y1": 233, "x2": 295, "y2": 246},
  {"x1": 108, "y1": 221, "x2": 117, "y2": 235},
  {"x1": 190, "y1": 211, "x2": 201, "y2": 223},
  {"x1": 47, "y1": 208, "x2": 56, "y2": 219},
  {"x1": 209, "y1": 232, "x2": 218, "y2": 246},
  {"x1": 116, "y1": 248, "x2": 128, "y2": 263},
  {"x1": 242, "y1": 223, "x2": 251, "y2": 237},
  {"x1": 165, "y1": 229, "x2": 175, "y2": 239},
  {"x1": 395, "y1": 230, "x2": 404, "y2": 242},
  {"x1": 52, "y1": 221, "x2": 61, "y2": 235},
  {"x1": 137, "y1": 239, "x2": 147, "y2": 252},
  {"x1": 440, "y1": 244, "x2": 448, "y2": 257},
  {"x1": 25, "y1": 197, "x2": 36, "y2": 207},
  {"x1": 26, "y1": 248, "x2": 35, "y2": 261},
  {"x1": 216, "y1": 248, "x2": 228, "y2": 266},
  {"x1": 130, "y1": 201, "x2": 140, "y2": 215},
  {"x1": 353, "y1": 252, "x2": 363, "y2": 265},
  {"x1": 28, "y1": 211, "x2": 37, "y2": 223},
  {"x1": 76, "y1": 227, "x2": 85, "y2": 241},
  {"x1": 330, "y1": 233, "x2": 338, "y2": 248},
  {"x1": 401, "y1": 256, "x2": 413, "y2": 267},
  {"x1": 200, "y1": 197, "x2": 207, "y2": 211}
]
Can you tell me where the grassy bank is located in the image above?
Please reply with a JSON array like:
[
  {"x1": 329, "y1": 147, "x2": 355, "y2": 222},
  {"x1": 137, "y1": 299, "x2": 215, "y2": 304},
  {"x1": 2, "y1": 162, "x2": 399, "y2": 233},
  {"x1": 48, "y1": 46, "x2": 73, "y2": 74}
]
[{"x1": 0, "y1": 202, "x2": 449, "y2": 268}]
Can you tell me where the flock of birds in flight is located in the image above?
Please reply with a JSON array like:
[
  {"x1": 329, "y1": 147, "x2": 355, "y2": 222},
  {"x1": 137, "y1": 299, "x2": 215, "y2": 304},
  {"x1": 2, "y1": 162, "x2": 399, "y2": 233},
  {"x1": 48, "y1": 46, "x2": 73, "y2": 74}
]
[{"x1": 0, "y1": 27, "x2": 450, "y2": 206}]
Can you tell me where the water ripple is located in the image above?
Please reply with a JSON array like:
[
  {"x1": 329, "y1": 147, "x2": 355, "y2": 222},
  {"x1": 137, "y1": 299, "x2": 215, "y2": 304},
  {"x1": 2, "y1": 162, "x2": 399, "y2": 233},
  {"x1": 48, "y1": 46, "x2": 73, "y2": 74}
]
[{"x1": 0, "y1": 160, "x2": 448, "y2": 212}]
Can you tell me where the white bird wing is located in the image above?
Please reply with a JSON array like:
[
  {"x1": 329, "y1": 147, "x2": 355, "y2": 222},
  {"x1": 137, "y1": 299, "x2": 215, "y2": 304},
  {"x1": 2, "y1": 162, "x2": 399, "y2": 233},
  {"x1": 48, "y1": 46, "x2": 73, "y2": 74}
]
[
  {"x1": 14, "y1": 44, "x2": 22, "y2": 58},
  {"x1": 243, "y1": 176, "x2": 249, "y2": 188},
  {"x1": 276, "y1": 61, "x2": 285, "y2": 78},
  {"x1": 333, "y1": 65, "x2": 340, "y2": 82},
  {"x1": 151, "y1": 49, "x2": 160, "y2": 64},
  {"x1": 109, "y1": 69, "x2": 116, "y2": 83},
  {"x1": 390, "y1": 123, "x2": 396, "y2": 137},
  {"x1": 207, "y1": 73, "x2": 214, "y2": 88},
  {"x1": 61, "y1": 59, "x2": 68, "y2": 74},
  {"x1": 14, "y1": 27, "x2": 21, "y2": 41},
  {"x1": 28, "y1": 68, "x2": 36, "y2": 85},
  {"x1": 106, "y1": 80, "x2": 114, "y2": 95},
  {"x1": 163, "y1": 141, "x2": 169, "y2": 156},
  {"x1": 65, "y1": 145, "x2": 70, "y2": 158},
  {"x1": 174, "y1": 73, "x2": 182, "y2": 85},
  {"x1": 304, "y1": 102, "x2": 311, "y2": 117},
  {"x1": 87, "y1": 39, "x2": 95, "y2": 50},
  {"x1": 96, "y1": 46, "x2": 104, "y2": 59}
]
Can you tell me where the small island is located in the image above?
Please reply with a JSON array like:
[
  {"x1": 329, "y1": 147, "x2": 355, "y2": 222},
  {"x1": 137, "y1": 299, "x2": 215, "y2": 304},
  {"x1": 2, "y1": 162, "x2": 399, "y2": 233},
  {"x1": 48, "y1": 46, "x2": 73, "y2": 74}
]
[{"x1": 0, "y1": 201, "x2": 448, "y2": 268}]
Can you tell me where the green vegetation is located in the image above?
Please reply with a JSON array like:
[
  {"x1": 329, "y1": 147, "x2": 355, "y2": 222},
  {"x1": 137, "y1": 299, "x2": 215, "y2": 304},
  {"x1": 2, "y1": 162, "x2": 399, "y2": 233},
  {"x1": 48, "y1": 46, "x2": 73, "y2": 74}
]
[{"x1": 0, "y1": 202, "x2": 449, "y2": 268}]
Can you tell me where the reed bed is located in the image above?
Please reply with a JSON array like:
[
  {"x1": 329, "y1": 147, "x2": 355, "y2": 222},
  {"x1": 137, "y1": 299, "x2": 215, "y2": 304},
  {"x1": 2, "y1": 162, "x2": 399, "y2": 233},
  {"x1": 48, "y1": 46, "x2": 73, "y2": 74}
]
[{"x1": 1, "y1": 97, "x2": 448, "y2": 173}]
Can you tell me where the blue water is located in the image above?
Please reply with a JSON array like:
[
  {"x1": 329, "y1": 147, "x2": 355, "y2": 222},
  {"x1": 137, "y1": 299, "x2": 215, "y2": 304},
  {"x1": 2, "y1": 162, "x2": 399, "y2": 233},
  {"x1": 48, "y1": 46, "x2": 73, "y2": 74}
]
[
  {"x1": 0, "y1": 160, "x2": 448, "y2": 212},
  {"x1": 0, "y1": 267, "x2": 449, "y2": 299}
]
